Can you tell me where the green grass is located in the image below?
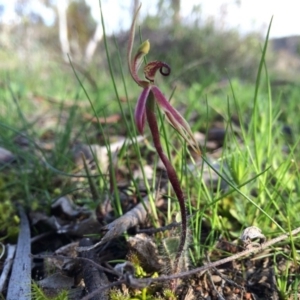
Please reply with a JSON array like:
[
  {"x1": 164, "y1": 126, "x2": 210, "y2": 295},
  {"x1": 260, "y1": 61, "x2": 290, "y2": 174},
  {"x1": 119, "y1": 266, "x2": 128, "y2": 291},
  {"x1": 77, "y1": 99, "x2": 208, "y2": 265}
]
[{"x1": 1, "y1": 10, "x2": 300, "y2": 300}]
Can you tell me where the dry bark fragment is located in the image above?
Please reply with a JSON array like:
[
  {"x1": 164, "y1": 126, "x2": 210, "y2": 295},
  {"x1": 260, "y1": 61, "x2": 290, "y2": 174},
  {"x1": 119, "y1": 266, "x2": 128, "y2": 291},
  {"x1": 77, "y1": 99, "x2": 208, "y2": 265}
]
[
  {"x1": 78, "y1": 238, "x2": 109, "y2": 300},
  {"x1": 6, "y1": 208, "x2": 31, "y2": 300},
  {"x1": 77, "y1": 197, "x2": 150, "y2": 252}
]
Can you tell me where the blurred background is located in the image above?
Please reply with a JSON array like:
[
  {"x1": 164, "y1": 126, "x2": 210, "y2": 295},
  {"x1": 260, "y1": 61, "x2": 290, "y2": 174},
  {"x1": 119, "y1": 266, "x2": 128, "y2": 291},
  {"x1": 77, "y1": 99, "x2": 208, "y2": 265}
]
[
  {"x1": 1, "y1": 0, "x2": 300, "y2": 89},
  {"x1": 1, "y1": 0, "x2": 300, "y2": 253}
]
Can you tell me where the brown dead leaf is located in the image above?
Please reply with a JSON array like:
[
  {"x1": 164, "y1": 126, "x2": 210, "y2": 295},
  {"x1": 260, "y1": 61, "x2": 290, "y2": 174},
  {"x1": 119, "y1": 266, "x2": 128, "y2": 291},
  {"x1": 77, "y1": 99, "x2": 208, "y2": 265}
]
[{"x1": 77, "y1": 196, "x2": 151, "y2": 252}]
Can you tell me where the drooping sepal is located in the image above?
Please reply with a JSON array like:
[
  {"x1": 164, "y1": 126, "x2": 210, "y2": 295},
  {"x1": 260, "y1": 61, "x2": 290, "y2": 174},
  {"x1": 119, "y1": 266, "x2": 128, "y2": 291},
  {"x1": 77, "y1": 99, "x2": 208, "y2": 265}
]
[{"x1": 151, "y1": 86, "x2": 201, "y2": 154}]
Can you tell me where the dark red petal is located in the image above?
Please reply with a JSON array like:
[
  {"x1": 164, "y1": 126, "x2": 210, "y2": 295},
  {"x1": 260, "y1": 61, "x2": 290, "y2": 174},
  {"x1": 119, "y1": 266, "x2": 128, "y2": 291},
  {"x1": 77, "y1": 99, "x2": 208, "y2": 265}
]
[
  {"x1": 152, "y1": 86, "x2": 201, "y2": 154},
  {"x1": 135, "y1": 86, "x2": 151, "y2": 134}
]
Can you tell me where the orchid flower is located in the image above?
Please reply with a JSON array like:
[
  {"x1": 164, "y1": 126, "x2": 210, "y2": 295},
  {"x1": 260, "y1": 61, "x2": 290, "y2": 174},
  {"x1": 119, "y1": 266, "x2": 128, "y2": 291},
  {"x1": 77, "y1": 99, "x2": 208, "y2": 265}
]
[
  {"x1": 128, "y1": 5, "x2": 200, "y2": 155},
  {"x1": 128, "y1": 4, "x2": 200, "y2": 280}
]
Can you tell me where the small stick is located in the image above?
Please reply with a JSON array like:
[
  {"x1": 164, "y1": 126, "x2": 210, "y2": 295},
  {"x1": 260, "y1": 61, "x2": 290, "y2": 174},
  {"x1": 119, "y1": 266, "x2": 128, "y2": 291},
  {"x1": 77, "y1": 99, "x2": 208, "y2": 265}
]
[
  {"x1": 34, "y1": 226, "x2": 300, "y2": 296},
  {"x1": 76, "y1": 225, "x2": 300, "y2": 294}
]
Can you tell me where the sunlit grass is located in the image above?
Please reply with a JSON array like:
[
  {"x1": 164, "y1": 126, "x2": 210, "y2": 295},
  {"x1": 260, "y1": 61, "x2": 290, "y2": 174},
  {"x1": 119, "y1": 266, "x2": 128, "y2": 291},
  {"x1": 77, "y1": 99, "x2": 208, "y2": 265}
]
[{"x1": 1, "y1": 9, "x2": 300, "y2": 299}]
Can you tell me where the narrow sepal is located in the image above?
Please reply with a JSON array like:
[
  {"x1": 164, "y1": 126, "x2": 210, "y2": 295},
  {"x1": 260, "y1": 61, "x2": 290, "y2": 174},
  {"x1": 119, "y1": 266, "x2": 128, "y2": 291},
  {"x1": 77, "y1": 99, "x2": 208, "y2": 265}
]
[
  {"x1": 134, "y1": 86, "x2": 151, "y2": 134},
  {"x1": 128, "y1": 4, "x2": 147, "y2": 86},
  {"x1": 151, "y1": 86, "x2": 201, "y2": 154},
  {"x1": 130, "y1": 40, "x2": 151, "y2": 86}
]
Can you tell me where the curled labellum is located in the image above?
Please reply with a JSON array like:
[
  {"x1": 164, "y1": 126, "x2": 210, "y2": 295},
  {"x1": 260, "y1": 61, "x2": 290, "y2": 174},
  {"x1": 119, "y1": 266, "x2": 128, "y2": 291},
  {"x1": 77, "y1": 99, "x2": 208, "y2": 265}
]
[{"x1": 144, "y1": 61, "x2": 171, "y2": 82}]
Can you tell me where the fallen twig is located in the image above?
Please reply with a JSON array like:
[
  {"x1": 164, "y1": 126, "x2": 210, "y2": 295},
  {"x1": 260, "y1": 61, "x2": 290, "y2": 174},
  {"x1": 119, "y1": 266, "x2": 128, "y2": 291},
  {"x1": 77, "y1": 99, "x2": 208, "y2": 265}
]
[
  {"x1": 77, "y1": 196, "x2": 151, "y2": 252},
  {"x1": 76, "y1": 226, "x2": 300, "y2": 294}
]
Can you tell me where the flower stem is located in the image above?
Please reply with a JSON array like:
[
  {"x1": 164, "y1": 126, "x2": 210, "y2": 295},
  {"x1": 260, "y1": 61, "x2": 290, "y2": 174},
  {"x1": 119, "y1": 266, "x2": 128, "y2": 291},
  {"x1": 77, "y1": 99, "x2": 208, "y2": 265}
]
[{"x1": 146, "y1": 99, "x2": 187, "y2": 275}]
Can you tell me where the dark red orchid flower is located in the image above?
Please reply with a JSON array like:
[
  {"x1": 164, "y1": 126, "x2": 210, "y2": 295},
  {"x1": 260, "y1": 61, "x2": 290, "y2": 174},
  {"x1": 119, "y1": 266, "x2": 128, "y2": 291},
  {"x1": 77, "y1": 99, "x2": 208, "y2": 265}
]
[
  {"x1": 127, "y1": 4, "x2": 201, "y2": 282},
  {"x1": 128, "y1": 5, "x2": 200, "y2": 154}
]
